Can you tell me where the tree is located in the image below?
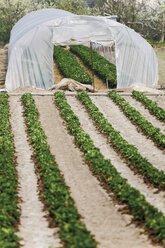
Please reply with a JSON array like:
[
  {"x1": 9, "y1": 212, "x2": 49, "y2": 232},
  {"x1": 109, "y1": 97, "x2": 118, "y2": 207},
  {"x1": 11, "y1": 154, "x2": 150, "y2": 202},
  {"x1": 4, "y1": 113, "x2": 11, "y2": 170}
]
[
  {"x1": 100, "y1": 0, "x2": 150, "y2": 23},
  {"x1": 95, "y1": 0, "x2": 165, "y2": 41},
  {"x1": 0, "y1": 0, "x2": 44, "y2": 44},
  {"x1": 139, "y1": 0, "x2": 165, "y2": 41},
  {"x1": 0, "y1": 0, "x2": 92, "y2": 44}
]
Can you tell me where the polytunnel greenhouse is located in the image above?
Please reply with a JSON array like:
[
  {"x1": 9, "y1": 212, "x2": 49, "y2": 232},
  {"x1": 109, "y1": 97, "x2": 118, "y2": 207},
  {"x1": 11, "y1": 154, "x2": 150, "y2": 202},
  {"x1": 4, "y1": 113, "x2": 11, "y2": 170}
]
[{"x1": 5, "y1": 8, "x2": 158, "y2": 91}]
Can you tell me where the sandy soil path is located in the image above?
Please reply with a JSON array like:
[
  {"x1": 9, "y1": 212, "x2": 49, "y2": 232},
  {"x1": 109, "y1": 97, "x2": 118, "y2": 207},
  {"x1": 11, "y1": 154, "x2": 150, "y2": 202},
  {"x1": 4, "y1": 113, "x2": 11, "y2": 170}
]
[
  {"x1": 90, "y1": 96, "x2": 165, "y2": 173},
  {"x1": 34, "y1": 95, "x2": 160, "y2": 248},
  {"x1": 66, "y1": 96, "x2": 165, "y2": 214},
  {"x1": 122, "y1": 96, "x2": 165, "y2": 134},
  {"x1": 147, "y1": 95, "x2": 165, "y2": 110},
  {"x1": 9, "y1": 96, "x2": 61, "y2": 248}
]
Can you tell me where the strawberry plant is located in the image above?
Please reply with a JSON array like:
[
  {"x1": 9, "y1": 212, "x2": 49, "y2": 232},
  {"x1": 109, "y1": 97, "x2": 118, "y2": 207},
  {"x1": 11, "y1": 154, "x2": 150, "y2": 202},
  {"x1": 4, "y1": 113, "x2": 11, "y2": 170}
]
[
  {"x1": 77, "y1": 91, "x2": 165, "y2": 190},
  {"x1": 55, "y1": 91, "x2": 165, "y2": 245},
  {"x1": 109, "y1": 90, "x2": 165, "y2": 149},
  {"x1": 54, "y1": 46, "x2": 92, "y2": 85},
  {"x1": 132, "y1": 90, "x2": 165, "y2": 122},
  {"x1": 0, "y1": 93, "x2": 20, "y2": 248},
  {"x1": 70, "y1": 45, "x2": 117, "y2": 88},
  {"x1": 22, "y1": 93, "x2": 97, "y2": 248}
]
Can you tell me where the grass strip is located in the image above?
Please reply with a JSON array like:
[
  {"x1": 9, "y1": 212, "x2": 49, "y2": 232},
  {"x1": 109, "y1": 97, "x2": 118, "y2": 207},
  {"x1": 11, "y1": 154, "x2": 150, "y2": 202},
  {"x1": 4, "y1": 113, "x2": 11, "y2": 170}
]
[
  {"x1": 22, "y1": 93, "x2": 97, "y2": 248},
  {"x1": 54, "y1": 46, "x2": 92, "y2": 85},
  {"x1": 77, "y1": 91, "x2": 165, "y2": 190},
  {"x1": 70, "y1": 45, "x2": 117, "y2": 88},
  {"x1": 0, "y1": 93, "x2": 20, "y2": 248},
  {"x1": 109, "y1": 90, "x2": 165, "y2": 149},
  {"x1": 132, "y1": 90, "x2": 165, "y2": 122},
  {"x1": 54, "y1": 91, "x2": 165, "y2": 245}
]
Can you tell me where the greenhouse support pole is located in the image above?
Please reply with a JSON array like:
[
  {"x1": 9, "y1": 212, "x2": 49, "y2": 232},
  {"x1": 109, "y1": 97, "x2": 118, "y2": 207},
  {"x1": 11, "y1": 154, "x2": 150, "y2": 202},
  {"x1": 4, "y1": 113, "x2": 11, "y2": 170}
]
[{"x1": 90, "y1": 41, "x2": 95, "y2": 91}]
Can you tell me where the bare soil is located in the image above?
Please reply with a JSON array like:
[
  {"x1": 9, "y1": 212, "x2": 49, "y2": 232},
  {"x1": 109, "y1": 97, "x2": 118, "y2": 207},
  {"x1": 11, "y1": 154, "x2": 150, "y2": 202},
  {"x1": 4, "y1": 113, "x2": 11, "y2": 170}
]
[
  {"x1": 90, "y1": 96, "x2": 165, "y2": 173},
  {"x1": 33, "y1": 95, "x2": 160, "y2": 248},
  {"x1": 53, "y1": 61, "x2": 63, "y2": 84},
  {"x1": 2, "y1": 45, "x2": 164, "y2": 247},
  {"x1": 122, "y1": 95, "x2": 165, "y2": 134},
  {"x1": 6, "y1": 91, "x2": 165, "y2": 247},
  {"x1": 73, "y1": 54, "x2": 107, "y2": 90},
  {"x1": 66, "y1": 96, "x2": 165, "y2": 215},
  {"x1": 9, "y1": 96, "x2": 62, "y2": 248}
]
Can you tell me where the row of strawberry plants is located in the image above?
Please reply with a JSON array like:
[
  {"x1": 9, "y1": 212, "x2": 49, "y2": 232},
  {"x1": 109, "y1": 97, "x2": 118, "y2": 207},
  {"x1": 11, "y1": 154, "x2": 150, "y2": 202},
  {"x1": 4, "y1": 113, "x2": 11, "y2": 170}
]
[
  {"x1": 54, "y1": 91, "x2": 165, "y2": 245},
  {"x1": 54, "y1": 46, "x2": 92, "y2": 85},
  {"x1": 0, "y1": 93, "x2": 20, "y2": 248},
  {"x1": 132, "y1": 90, "x2": 165, "y2": 122},
  {"x1": 70, "y1": 45, "x2": 117, "y2": 88},
  {"x1": 77, "y1": 91, "x2": 165, "y2": 190},
  {"x1": 109, "y1": 90, "x2": 165, "y2": 149},
  {"x1": 21, "y1": 93, "x2": 97, "y2": 248}
]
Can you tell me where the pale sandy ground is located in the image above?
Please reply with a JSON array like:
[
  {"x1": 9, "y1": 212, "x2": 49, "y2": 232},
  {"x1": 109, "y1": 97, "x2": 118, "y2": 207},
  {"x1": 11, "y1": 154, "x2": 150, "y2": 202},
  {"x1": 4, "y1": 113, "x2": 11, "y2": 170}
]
[
  {"x1": 9, "y1": 96, "x2": 62, "y2": 248},
  {"x1": 90, "y1": 96, "x2": 165, "y2": 173},
  {"x1": 2, "y1": 46, "x2": 165, "y2": 248},
  {"x1": 6, "y1": 87, "x2": 165, "y2": 248},
  {"x1": 66, "y1": 96, "x2": 165, "y2": 214},
  {"x1": 32, "y1": 95, "x2": 162, "y2": 248},
  {"x1": 148, "y1": 95, "x2": 165, "y2": 109},
  {"x1": 122, "y1": 96, "x2": 165, "y2": 134}
]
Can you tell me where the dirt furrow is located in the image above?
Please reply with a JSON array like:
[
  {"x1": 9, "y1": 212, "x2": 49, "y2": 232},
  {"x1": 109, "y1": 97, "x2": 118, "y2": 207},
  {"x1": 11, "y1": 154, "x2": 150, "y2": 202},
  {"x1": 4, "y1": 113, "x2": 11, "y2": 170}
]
[
  {"x1": 90, "y1": 95, "x2": 165, "y2": 173},
  {"x1": 72, "y1": 52, "x2": 107, "y2": 90},
  {"x1": 122, "y1": 95, "x2": 165, "y2": 134},
  {"x1": 67, "y1": 95, "x2": 165, "y2": 213},
  {"x1": 33, "y1": 95, "x2": 160, "y2": 248},
  {"x1": 53, "y1": 60, "x2": 63, "y2": 84},
  {"x1": 9, "y1": 96, "x2": 61, "y2": 248}
]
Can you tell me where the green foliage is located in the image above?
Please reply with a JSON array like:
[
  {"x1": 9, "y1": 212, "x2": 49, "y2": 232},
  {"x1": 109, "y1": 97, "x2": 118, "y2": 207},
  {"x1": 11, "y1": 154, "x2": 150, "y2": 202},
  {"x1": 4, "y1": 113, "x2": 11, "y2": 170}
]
[
  {"x1": 132, "y1": 90, "x2": 165, "y2": 122},
  {"x1": 55, "y1": 91, "x2": 165, "y2": 245},
  {"x1": 46, "y1": 0, "x2": 92, "y2": 15},
  {"x1": 146, "y1": 39, "x2": 165, "y2": 48},
  {"x1": 22, "y1": 93, "x2": 97, "y2": 248},
  {"x1": 77, "y1": 91, "x2": 165, "y2": 189},
  {"x1": 100, "y1": 0, "x2": 165, "y2": 42},
  {"x1": 70, "y1": 45, "x2": 117, "y2": 88},
  {"x1": 0, "y1": 0, "x2": 41, "y2": 44},
  {"x1": 0, "y1": 93, "x2": 20, "y2": 247},
  {"x1": 0, "y1": 0, "x2": 92, "y2": 44},
  {"x1": 54, "y1": 46, "x2": 93, "y2": 85},
  {"x1": 109, "y1": 90, "x2": 165, "y2": 149}
]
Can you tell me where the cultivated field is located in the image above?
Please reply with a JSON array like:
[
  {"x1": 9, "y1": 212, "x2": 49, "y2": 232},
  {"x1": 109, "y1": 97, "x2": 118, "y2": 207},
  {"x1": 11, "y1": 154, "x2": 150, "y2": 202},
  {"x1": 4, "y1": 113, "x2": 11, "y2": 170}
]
[
  {"x1": 0, "y1": 44, "x2": 165, "y2": 248},
  {"x1": 1, "y1": 90, "x2": 165, "y2": 248}
]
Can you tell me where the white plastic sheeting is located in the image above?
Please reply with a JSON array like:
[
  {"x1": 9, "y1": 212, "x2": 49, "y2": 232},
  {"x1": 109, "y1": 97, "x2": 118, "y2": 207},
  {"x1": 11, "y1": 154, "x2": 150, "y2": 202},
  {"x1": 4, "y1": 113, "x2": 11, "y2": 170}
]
[{"x1": 5, "y1": 8, "x2": 158, "y2": 91}]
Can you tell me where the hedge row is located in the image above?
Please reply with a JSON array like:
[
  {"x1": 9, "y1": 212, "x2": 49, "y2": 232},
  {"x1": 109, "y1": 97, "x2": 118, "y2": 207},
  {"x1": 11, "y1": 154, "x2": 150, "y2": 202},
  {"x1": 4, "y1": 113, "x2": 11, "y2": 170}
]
[
  {"x1": 77, "y1": 91, "x2": 165, "y2": 190},
  {"x1": 54, "y1": 46, "x2": 92, "y2": 85},
  {"x1": 70, "y1": 45, "x2": 117, "y2": 88},
  {"x1": 22, "y1": 93, "x2": 97, "y2": 248},
  {"x1": 54, "y1": 91, "x2": 165, "y2": 245},
  {"x1": 132, "y1": 90, "x2": 165, "y2": 122},
  {"x1": 0, "y1": 93, "x2": 20, "y2": 248},
  {"x1": 109, "y1": 90, "x2": 165, "y2": 149}
]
